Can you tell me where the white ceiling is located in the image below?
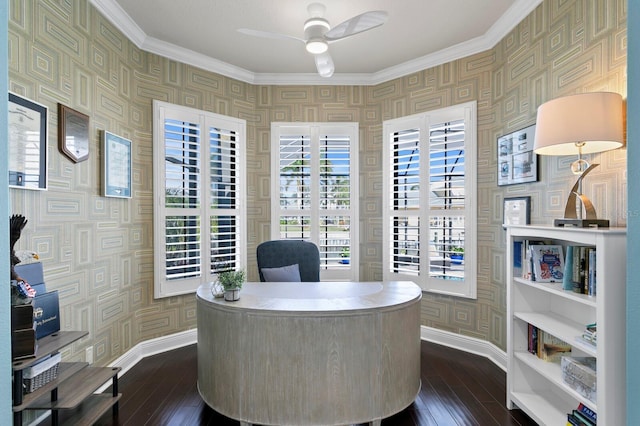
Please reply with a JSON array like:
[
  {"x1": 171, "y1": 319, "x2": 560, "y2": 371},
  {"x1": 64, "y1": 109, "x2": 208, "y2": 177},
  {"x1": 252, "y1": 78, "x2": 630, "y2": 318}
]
[{"x1": 90, "y1": 0, "x2": 542, "y2": 85}]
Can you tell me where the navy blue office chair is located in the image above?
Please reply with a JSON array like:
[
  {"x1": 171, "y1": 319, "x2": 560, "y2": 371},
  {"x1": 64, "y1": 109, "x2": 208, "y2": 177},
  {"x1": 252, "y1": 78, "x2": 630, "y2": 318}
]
[{"x1": 256, "y1": 240, "x2": 320, "y2": 282}]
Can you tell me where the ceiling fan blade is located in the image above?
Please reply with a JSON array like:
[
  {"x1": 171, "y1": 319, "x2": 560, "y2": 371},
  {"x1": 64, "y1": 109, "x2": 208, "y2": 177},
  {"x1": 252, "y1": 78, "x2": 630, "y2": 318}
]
[
  {"x1": 314, "y1": 52, "x2": 334, "y2": 77},
  {"x1": 324, "y1": 10, "x2": 388, "y2": 41},
  {"x1": 237, "y1": 28, "x2": 304, "y2": 44}
]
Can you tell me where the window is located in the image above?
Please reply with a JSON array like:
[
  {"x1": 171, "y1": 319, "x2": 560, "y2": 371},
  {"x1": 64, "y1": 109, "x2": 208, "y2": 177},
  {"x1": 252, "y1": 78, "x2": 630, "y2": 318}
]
[
  {"x1": 382, "y1": 101, "x2": 477, "y2": 298},
  {"x1": 153, "y1": 101, "x2": 246, "y2": 298},
  {"x1": 271, "y1": 123, "x2": 359, "y2": 281}
]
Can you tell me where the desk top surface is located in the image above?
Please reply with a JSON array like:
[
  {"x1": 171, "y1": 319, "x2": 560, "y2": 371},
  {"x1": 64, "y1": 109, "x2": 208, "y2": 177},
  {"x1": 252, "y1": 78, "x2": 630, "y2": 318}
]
[{"x1": 196, "y1": 281, "x2": 422, "y2": 314}]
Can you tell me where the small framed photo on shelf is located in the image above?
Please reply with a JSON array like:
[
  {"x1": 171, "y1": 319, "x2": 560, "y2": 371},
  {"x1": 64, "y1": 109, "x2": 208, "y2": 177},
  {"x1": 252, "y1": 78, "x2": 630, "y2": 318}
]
[
  {"x1": 58, "y1": 103, "x2": 90, "y2": 163},
  {"x1": 8, "y1": 93, "x2": 48, "y2": 190},
  {"x1": 102, "y1": 131, "x2": 132, "y2": 198},
  {"x1": 497, "y1": 124, "x2": 537, "y2": 186},
  {"x1": 503, "y1": 196, "x2": 530, "y2": 228}
]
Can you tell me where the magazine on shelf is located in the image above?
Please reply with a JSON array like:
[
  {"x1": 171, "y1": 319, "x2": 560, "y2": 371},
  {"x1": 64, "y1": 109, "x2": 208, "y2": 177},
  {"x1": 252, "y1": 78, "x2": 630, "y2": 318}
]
[{"x1": 530, "y1": 244, "x2": 564, "y2": 283}]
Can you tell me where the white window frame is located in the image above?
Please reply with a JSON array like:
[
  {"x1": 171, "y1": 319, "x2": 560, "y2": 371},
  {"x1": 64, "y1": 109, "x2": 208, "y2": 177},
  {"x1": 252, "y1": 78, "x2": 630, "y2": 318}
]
[
  {"x1": 271, "y1": 122, "x2": 359, "y2": 281},
  {"x1": 153, "y1": 100, "x2": 246, "y2": 298},
  {"x1": 382, "y1": 101, "x2": 477, "y2": 298}
]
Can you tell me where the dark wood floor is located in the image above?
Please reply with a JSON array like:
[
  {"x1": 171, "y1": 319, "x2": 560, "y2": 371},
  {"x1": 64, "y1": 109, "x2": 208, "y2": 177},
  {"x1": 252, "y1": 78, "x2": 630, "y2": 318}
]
[{"x1": 54, "y1": 341, "x2": 536, "y2": 426}]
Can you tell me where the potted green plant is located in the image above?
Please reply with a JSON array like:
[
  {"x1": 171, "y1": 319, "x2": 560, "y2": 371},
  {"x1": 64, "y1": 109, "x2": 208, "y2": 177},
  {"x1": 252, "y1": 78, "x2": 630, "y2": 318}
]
[
  {"x1": 451, "y1": 246, "x2": 464, "y2": 264},
  {"x1": 340, "y1": 247, "x2": 350, "y2": 264},
  {"x1": 218, "y1": 269, "x2": 246, "y2": 301}
]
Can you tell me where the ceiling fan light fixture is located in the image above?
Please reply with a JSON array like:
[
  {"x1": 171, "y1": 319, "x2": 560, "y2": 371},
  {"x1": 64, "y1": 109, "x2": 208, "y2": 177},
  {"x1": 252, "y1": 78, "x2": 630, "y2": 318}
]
[
  {"x1": 306, "y1": 38, "x2": 328, "y2": 54},
  {"x1": 240, "y1": 4, "x2": 387, "y2": 77}
]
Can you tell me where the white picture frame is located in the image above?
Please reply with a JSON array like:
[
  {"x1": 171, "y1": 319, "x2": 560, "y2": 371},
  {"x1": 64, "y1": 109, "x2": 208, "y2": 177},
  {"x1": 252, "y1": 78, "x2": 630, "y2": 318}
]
[
  {"x1": 503, "y1": 196, "x2": 531, "y2": 228},
  {"x1": 103, "y1": 131, "x2": 132, "y2": 198}
]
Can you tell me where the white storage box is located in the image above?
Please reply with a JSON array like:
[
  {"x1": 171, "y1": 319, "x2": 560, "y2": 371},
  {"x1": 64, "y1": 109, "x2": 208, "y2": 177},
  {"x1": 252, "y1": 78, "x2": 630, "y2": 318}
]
[{"x1": 561, "y1": 356, "x2": 596, "y2": 403}]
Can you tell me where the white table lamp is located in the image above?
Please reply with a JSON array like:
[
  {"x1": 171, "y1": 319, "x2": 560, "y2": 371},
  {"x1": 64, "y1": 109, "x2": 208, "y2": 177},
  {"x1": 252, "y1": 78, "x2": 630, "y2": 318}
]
[{"x1": 533, "y1": 92, "x2": 624, "y2": 227}]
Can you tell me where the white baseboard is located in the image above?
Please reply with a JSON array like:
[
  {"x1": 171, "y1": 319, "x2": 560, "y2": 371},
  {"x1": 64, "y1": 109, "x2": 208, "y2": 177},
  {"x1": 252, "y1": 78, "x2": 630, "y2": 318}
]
[
  {"x1": 95, "y1": 327, "x2": 197, "y2": 392},
  {"x1": 421, "y1": 325, "x2": 507, "y2": 372},
  {"x1": 33, "y1": 326, "x2": 503, "y2": 425},
  {"x1": 93, "y1": 325, "x2": 504, "y2": 395}
]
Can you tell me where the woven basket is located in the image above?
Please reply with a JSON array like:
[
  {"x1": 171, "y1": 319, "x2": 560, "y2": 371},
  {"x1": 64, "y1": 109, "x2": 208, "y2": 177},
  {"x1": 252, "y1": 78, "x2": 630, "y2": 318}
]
[
  {"x1": 23, "y1": 353, "x2": 61, "y2": 393},
  {"x1": 24, "y1": 362, "x2": 59, "y2": 393}
]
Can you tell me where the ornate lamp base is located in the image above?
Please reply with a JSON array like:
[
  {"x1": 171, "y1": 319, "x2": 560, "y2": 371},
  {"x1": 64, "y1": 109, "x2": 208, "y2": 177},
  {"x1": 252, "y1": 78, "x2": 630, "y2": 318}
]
[
  {"x1": 555, "y1": 163, "x2": 609, "y2": 228},
  {"x1": 554, "y1": 218, "x2": 609, "y2": 228}
]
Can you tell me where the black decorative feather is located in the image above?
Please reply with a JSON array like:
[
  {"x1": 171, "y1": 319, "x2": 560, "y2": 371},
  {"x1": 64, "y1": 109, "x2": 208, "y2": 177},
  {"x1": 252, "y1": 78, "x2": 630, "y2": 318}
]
[{"x1": 9, "y1": 214, "x2": 28, "y2": 281}]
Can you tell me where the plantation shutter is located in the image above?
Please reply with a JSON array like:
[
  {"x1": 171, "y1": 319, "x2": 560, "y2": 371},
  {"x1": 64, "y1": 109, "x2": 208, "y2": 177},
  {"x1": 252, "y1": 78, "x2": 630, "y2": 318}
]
[
  {"x1": 154, "y1": 101, "x2": 246, "y2": 298},
  {"x1": 272, "y1": 123, "x2": 359, "y2": 281},
  {"x1": 383, "y1": 102, "x2": 477, "y2": 298}
]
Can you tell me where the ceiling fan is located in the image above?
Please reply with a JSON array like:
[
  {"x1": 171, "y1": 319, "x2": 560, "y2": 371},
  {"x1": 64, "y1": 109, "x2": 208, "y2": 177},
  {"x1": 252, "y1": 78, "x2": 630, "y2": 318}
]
[{"x1": 238, "y1": 3, "x2": 388, "y2": 77}]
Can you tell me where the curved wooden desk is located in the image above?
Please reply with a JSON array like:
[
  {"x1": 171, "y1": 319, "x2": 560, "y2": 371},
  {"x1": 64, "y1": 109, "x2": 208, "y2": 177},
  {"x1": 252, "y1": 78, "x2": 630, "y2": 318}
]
[{"x1": 196, "y1": 281, "x2": 422, "y2": 426}]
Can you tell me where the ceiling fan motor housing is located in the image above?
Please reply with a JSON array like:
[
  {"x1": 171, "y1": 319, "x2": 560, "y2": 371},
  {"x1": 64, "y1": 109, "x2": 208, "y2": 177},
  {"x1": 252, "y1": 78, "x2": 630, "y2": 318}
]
[{"x1": 304, "y1": 17, "x2": 330, "y2": 54}]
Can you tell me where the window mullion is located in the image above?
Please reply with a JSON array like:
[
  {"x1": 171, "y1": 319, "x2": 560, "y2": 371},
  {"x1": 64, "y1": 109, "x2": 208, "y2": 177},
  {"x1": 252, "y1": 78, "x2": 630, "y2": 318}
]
[{"x1": 309, "y1": 125, "x2": 321, "y2": 243}]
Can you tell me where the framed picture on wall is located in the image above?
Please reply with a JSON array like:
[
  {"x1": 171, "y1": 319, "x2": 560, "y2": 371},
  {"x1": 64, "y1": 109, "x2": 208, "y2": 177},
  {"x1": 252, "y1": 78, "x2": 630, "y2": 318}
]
[
  {"x1": 497, "y1": 124, "x2": 537, "y2": 186},
  {"x1": 503, "y1": 196, "x2": 531, "y2": 228},
  {"x1": 8, "y1": 93, "x2": 48, "y2": 190},
  {"x1": 102, "y1": 131, "x2": 132, "y2": 198},
  {"x1": 58, "y1": 103, "x2": 90, "y2": 163}
]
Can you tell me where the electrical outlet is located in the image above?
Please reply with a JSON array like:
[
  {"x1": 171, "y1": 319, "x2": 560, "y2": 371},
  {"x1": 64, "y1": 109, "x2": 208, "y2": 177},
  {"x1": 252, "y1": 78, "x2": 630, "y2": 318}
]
[{"x1": 86, "y1": 346, "x2": 93, "y2": 364}]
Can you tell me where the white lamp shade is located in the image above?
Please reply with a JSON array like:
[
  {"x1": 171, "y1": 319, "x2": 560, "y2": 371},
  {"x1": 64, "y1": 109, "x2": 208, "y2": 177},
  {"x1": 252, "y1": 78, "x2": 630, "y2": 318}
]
[{"x1": 533, "y1": 92, "x2": 624, "y2": 156}]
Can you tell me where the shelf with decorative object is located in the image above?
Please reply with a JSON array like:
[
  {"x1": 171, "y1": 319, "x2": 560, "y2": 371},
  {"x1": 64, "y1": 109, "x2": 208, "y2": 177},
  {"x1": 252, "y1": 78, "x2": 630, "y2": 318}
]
[
  {"x1": 12, "y1": 331, "x2": 121, "y2": 426},
  {"x1": 506, "y1": 225, "x2": 626, "y2": 426}
]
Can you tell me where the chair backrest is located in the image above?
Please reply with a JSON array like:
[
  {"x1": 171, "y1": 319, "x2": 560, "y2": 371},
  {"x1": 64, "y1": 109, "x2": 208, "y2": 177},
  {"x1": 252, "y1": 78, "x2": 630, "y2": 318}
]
[{"x1": 256, "y1": 240, "x2": 320, "y2": 282}]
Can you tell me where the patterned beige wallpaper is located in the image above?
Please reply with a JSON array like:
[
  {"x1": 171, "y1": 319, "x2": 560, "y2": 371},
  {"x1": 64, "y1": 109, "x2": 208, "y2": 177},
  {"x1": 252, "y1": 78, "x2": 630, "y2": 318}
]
[{"x1": 8, "y1": 0, "x2": 626, "y2": 365}]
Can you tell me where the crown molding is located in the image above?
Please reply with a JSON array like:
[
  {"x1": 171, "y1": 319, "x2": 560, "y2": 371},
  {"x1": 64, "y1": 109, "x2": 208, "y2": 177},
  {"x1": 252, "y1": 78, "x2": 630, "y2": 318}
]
[
  {"x1": 89, "y1": 0, "x2": 543, "y2": 86},
  {"x1": 89, "y1": 0, "x2": 146, "y2": 46},
  {"x1": 142, "y1": 36, "x2": 257, "y2": 84}
]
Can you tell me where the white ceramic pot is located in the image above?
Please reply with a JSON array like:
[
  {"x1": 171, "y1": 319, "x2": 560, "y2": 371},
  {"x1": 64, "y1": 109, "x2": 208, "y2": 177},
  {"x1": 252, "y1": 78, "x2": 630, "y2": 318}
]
[{"x1": 223, "y1": 288, "x2": 240, "y2": 301}]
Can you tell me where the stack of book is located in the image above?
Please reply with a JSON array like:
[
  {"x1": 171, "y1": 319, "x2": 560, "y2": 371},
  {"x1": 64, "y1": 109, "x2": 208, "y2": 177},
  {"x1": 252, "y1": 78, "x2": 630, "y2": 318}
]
[
  {"x1": 567, "y1": 402, "x2": 597, "y2": 425},
  {"x1": 564, "y1": 245, "x2": 597, "y2": 295},
  {"x1": 513, "y1": 240, "x2": 566, "y2": 282},
  {"x1": 577, "y1": 323, "x2": 597, "y2": 348},
  {"x1": 527, "y1": 323, "x2": 572, "y2": 362}
]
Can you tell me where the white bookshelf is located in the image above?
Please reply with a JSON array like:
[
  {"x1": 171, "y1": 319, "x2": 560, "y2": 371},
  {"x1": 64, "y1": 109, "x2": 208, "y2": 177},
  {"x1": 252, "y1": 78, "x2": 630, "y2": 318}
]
[{"x1": 506, "y1": 225, "x2": 626, "y2": 425}]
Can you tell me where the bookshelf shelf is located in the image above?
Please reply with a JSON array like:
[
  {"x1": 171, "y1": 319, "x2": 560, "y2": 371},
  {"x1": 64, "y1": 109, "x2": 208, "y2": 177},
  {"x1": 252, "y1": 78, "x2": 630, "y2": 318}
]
[
  {"x1": 513, "y1": 311, "x2": 585, "y2": 345},
  {"x1": 506, "y1": 225, "x2": 626, "y2": 425},
  {"x1": 12, "y1": 331, "x2": 121, "y2": 426},
  {"x1": 513, "y1": 278, "x2": 598, "y2": 307}
]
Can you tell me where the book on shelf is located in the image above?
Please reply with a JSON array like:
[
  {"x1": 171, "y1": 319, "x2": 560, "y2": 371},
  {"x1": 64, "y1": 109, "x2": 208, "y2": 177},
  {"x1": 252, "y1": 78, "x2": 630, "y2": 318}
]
[
  {"x1": 576, "y1": 403, "x2": 597, "y2": 424},
  {"x1": 527, "y1": 323, "x2": 538, "y2": 355},
  {"x1": 526, "y1": 324, "x2": 571, "y2": 361},
  {"x1": 515, "y1": 239, "x2": 552, "y2": 280},
  {"x1": 563, "y1": 245, "x2": 574, "y2": 291},
  {"x1": 588, "y1": 248, "x2": 596, "y2": 296},
  {"x1": 567, "y1": 409, "x2": 596, "y2": 426},
  {"x1": 539, "y1": 329, "x2": 572, "y2": 361},
  {"x1": 530, "y1": 244, "x2": 565, "y2": 283},
  {"x1": 567, "y1": 245, "x2": 597, "y2": 295},
  {"x1": 576, "y1": 323, "x2": 597, "y2": 348},
  {"x1": 513, "y1": 240, "x2": 523, "y2": 278}
]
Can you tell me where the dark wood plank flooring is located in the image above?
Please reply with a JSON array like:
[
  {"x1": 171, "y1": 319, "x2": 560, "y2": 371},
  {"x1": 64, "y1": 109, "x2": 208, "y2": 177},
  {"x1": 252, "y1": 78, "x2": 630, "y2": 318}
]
[{"x1": 54, "y1": 340, "x2": 536, "y2": 426}]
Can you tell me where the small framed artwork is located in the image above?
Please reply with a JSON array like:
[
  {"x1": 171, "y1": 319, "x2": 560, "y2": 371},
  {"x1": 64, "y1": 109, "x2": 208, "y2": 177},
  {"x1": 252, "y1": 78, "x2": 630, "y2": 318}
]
[
  {"x1": 503, "y1": 196, "x2": 531, "y2": 228},
  {"x1": 8, "y1": 93, "x2": 48, "y2": 190},
  {"x1": 497, "y1": 124, "x2": 537, "y2": 186},
  {"x1": 103, "y1": 131, "x2": 132, "y2": 198},
  {"x1": 58, "y1": 103, "x2": 90, "y2": 163}
]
